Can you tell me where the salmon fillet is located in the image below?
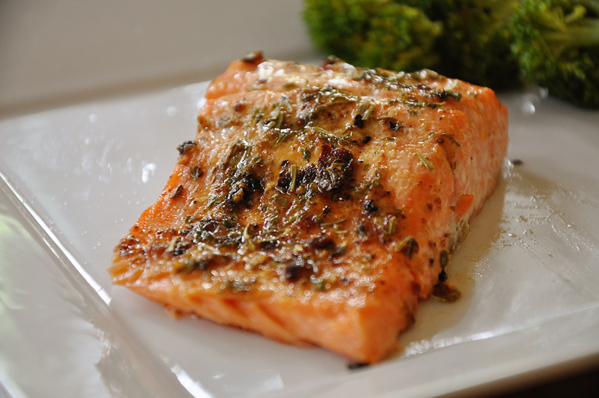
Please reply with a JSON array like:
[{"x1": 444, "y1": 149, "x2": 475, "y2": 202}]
[{"x1": 110, "y1": 52, "x2": 508, "y2": 364}]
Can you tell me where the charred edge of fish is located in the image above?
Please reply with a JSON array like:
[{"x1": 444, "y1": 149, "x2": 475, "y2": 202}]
[
  {"x1": 315, "y1": 144, "x2": 353, "y2": 192},
  {"x1": 177, "y1": 140, "x2": 196, "y2": 155}
]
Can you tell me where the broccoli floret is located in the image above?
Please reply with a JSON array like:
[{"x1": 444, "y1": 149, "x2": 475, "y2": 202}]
[
  {"x1": 510, "y1": 0, "x2": 599, "y2": 108},
  {"x1": 302, "y1": 0, "x2": 374, "y2": 64},
  {"x1": 436, "y1": 0, "x2": 522, "y2": 89},
  {"x1": 303, "y1": 0, "x2": 599, "y2": 107},
  {"x1": 357, "y1": 3, "x2": 443, "y2": 72},
  {"x1": 303, "y1": 1, "x2": 521, "y2": 88},
  {"x1": 303, "y1": 0, "x2": 443, "y2": 72}
]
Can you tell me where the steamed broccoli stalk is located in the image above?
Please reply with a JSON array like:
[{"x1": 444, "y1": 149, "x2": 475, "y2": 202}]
[
  {"x1": 510, "y1": 0, "x2": 599, "y2": 108},
  {"x1": 303, "y1": 0, "x2": 443, "y2": 72}
]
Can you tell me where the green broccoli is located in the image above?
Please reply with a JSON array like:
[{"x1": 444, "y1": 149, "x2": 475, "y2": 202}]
[
  {"x1": 509, "y1": 0, "x2": 599, "y2": 108},
  {"x1": 303, "y1": 0, "x2": 443, "y2": 72},
  {"x1": 302, "y1": 0, "x2": 372, "y2": 64},
  {"x1": 303, "y1": 0, "x2": 599, "y2": 108},
  {"x1": 357, "y1": 2, "x2": 443, "y2": 72},
  {"x1": 436, "y1": 0, "x2": 522, "y2": 89},
  {"x1": 303, "y1": 1, "x2": 521, "y2": 88}
]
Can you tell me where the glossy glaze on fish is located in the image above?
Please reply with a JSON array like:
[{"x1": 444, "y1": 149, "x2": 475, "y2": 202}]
[{"x1": 110, "y1": 53, "x2": 508, "y2": 363}]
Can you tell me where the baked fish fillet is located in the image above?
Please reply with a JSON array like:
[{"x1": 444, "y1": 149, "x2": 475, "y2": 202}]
[{"x1": 110, "y1": 53, "x2": 508, "y2": 364}]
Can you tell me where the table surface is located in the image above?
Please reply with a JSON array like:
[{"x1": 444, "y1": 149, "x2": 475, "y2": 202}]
[{"x1": 493, "y1": 366, "x2": 599, "y2": 398}]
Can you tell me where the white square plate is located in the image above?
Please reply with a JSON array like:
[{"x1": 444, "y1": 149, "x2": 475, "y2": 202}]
[{"x1": 1, "y1": 81, "x2": 599, "y2": 398}]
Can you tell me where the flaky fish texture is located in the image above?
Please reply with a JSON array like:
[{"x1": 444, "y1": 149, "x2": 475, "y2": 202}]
[{"x1": 110, "y1": 52, "x2": 508, "y2": 364}]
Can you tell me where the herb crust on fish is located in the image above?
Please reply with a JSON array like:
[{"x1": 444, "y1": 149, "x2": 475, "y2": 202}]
[{"x1": 110, "y1": 53, "x2": 508, "y2": 363}]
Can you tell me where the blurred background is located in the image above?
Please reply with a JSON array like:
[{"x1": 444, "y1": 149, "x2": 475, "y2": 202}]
[{"x1": 0, "y1": 0, "x2": 320, "y2": 117}]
